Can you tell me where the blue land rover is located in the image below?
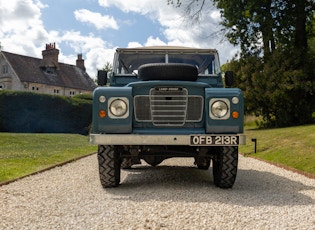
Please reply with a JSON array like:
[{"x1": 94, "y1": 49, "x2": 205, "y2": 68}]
[{"x1": 90, "y1": 46, "x2": 245, "y2": 189}]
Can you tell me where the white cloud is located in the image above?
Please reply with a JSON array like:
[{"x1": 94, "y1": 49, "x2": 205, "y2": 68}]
[
  {"x1": 210, "y1": 10, "x2": 221, "y2": 21},
  {"x1": 98, "y1": 0, "x2": 110, "y2": 8},
  {"x1": 127, "y1": 42, "x2": 142, "y2": 48},
  {"x1": 127, "y1": 37, "x2": 167, "y2": 48},
  {"x1": 86, "y1": 47, "x2": 116, "y2": 76},
  {"x1": 98, "y1": 0, "x2": 239, "y2": 64},
  {"x1": 53, "y1": 31, "x2": 115, "y2": 77},
  {"x1": 144, "y1": 36, "x2": 167, "y2": 47},
  {"x1": 74, "y1": 9, "x2": 119, "y2": 30},
  {"x1": 0, "y1": 0, "x2": 48, "y2": 56},
  {"x1": 0, "y1": 1, "x2": 115, "y2": 79},
  {"x1": 0, "y1": 0, "x2": 239, "y2": 82},
  {"x1": 99, "y1": 0, "x2": 156, "y2": 15}
]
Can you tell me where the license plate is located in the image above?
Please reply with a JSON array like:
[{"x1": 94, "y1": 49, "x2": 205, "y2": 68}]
[{"x1": 190, "y1": 135, "x2": 239, "y2": 146}]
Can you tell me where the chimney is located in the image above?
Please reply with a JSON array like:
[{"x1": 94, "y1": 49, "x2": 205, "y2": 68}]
[
  {"x1": 40, "y1": 43, "x2": 59, "y2": 69},
  {"x1": 76, "y1": 53, "x2": 86, "y2": 71}
]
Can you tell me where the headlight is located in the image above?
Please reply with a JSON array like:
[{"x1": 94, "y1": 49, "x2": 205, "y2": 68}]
[
  {"x1": 211, "y1": 101, "x2": 228, "y2": 118},
  {"x1": 108, "y1": 98, "x2": 129, "y2": 118},
  {"x1": 210, "y1": 98, "x2": 230, "y2": 119}
]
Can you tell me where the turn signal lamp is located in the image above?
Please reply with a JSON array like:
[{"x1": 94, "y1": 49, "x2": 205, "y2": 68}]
[
  {"x1": 232, "y1": 111, "x2": 239, "y2": 119},
  {"x1": 99, "y1": 110, "x2": 106, "y2": 118}
]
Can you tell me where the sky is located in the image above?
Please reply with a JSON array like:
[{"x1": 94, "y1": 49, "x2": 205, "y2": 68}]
[{"x1": 0, "y1": 0, "x2": 239, "y2": 78}]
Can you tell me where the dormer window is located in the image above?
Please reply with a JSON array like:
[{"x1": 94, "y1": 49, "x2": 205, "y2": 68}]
[{"x1": 45, "y1": 67, "x2": 56, "y2": 75}]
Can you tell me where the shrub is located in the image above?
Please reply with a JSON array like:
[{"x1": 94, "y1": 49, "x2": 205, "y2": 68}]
[{"x1": 0, "y1": 91, "x2": 92, "y2": 134}]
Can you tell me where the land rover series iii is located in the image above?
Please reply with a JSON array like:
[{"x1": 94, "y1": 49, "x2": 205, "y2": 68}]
[{"x1": 90, "y1": 46, "x2": 245, "y2": 189}]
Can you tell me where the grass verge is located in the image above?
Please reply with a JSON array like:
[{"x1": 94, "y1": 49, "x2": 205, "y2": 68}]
[
  {"x1": 0, "y1": 133, "x2": 97, "y2": 184},
  {"x1": 240, "y1": 124, "x2": 315, "y2": 175},
  {"x1": 1, "y1": 125, "x2": 314, "y2": 185}
]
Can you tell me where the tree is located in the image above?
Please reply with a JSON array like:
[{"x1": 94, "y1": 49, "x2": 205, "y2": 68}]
[
  {"x1": 169, "y1": 0, "x2": 314, "y2": 58},
  {"x1": 102, "y1": 61, "x2": 113, "y2": 72},
  {"x1": 308, "y1": 15, "x2": 315, "y2": 54},
  {"x1": 168, "y1": 0, "x2": 315, "y2": 127},
  {"x1": 93, "y1": 62, "x2": 113, "y2": 84}
]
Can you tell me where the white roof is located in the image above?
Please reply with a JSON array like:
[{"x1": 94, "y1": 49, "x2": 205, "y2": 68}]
[{"x1": 116, "y1": 46, "x2": 218, "y2": 54}]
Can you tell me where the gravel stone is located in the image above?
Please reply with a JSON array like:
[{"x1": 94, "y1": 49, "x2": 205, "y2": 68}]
[{"x1": 0, "y1": 154, "x2": 314, "y2": 229}]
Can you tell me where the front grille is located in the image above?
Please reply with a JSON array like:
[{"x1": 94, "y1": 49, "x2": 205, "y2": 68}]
[{"x1": 134, "y1": 87, "x2": 203, "y2": 126}]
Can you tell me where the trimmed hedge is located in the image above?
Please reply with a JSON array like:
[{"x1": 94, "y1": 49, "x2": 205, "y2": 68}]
[{"x1": 0, "y1": 91, "x2": 93, "y2": 134}]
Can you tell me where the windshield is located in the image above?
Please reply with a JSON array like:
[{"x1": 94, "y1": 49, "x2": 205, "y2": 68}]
[{"x1": 114, "y1": 52, "x2": 219, "y2": 75}]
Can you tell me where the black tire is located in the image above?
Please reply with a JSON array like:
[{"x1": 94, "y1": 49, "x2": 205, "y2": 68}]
[
  {"x1": 143, "y1": 156, "x2": 164, "y2": 167},
  {"x1": 194, "y1": 157, "x2": 211, "y2": 170},
  {"x1": 121, "y1": 158, "x2": 133, "y2": 169},
  {"x1": 138, "y1": 63, "x2": 198, "y2": 81},
  {"x1": 212, "y1": 146, "x2": 238, "y2": 189},
  {"x1": 98, "y1": 145, "x2": 121, "y2": 188}
]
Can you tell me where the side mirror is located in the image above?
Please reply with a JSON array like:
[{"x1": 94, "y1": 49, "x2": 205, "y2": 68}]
[
  {"x1": 97, "y1": 70, "x2": 107, "y2": 86},
  {"x1": 225, "y1": 71, "x2": 234, "y2": 87}
]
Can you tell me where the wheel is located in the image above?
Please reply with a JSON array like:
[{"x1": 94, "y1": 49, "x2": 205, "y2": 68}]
[
  {"x1": 138, "y1": 63, "x2": 198, "y2": 81},
  {"x1": 143, "y1": 156, "x2": 164, "y2": 167},
  {"x1": 97, "y1": 145, "x2": 121, "y2": 188},
  {"x1": 194, "y1": 157, "x2": 211, "y2": 170},
  {"x1": 212, "y1": 146, "x2": 238, "y2": 189},
  {"x1": 121, "y1": 158, "x2": 133, "y2": 169}
]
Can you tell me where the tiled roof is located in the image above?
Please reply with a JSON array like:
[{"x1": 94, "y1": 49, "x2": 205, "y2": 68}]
[{"x1": 2, "y1": 51, "x2": 96, "y2": 91}]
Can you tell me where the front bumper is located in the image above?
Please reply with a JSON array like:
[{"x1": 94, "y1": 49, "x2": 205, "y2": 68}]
[{"x1": 90, "y1": 134, "x2": 246, "y2": 146}]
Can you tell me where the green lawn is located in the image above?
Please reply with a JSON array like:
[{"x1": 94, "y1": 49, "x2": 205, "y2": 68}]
[
  {"x1": 0, "y1": 133, "x2": 97, "y2": 184},
  {"x1": 240, "y1": 124, "x2": 315, "y2": 175}
]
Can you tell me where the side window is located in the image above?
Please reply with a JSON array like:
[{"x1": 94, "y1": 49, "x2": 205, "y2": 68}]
[{"x1": 2, "y1": 65, "x2": 8, "y2": 75}]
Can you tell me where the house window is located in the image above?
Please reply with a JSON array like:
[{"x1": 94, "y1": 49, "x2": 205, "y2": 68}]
[
  {"x1": 69, "y1": 91, "x2": 75, "y2": 95},
  {"x1": 2, "y1": 65, "x2": 8, "y2": 75},
  {"x1": 32, "y1": 86, "x2": 39, "y2": 91},
  {"x1": 54, "y1": 89, "x2": 59, "y2": 94},
  {"x1": 45, "y1": 67, "x2": 56, "y2": 75}
]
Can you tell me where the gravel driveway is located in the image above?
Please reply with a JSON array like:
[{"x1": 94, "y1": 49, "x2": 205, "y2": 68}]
[{"x1": 0, "y1": 154, "x2": 314, "y2": 230}]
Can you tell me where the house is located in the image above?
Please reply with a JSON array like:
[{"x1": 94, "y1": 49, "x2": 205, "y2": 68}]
[{"x1": 0, "y1": 43, "x2": 96, "y2": 96}]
